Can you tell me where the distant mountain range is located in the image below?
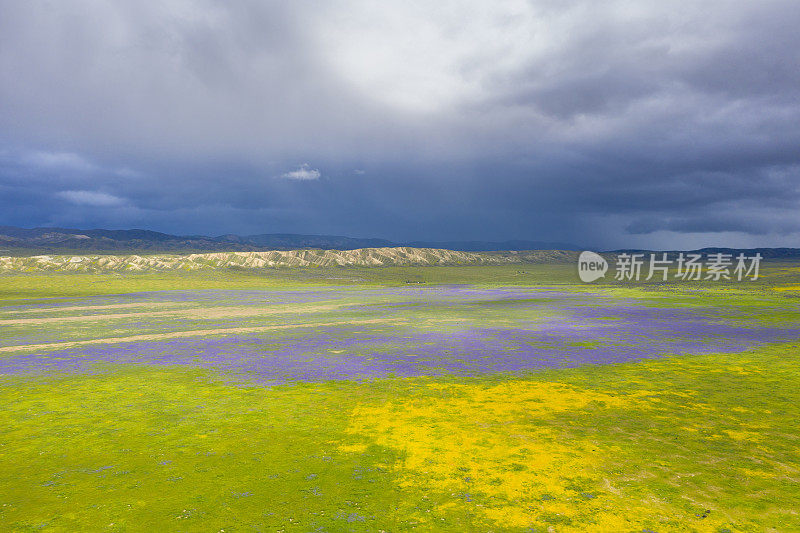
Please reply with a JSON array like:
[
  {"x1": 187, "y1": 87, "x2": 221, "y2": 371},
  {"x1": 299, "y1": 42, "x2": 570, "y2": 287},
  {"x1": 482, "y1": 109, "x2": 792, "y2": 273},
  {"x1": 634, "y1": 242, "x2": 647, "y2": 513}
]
[
  {"x1": 0, "y1": 226, "x2": 581, "y2": 254},
  {"x1": 1, "y1": 226, "x2": 798, "y2": 259},
  {"x1": 610, "y1": 247, "x2": 800, "y2": 260}
]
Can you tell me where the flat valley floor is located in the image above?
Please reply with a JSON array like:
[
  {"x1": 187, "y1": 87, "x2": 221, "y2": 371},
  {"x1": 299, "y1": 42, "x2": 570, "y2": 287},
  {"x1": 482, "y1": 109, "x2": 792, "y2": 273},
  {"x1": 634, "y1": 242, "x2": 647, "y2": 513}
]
[{"x1": 1, "y1": 265, "x2": 800, "y2": 531}]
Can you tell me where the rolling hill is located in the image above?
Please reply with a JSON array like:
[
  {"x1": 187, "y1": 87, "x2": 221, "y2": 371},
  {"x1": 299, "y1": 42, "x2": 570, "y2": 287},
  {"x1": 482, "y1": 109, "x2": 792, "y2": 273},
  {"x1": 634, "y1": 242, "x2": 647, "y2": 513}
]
[{"x1": 0, "y1": 248, "x2": 578, "y2": 272}]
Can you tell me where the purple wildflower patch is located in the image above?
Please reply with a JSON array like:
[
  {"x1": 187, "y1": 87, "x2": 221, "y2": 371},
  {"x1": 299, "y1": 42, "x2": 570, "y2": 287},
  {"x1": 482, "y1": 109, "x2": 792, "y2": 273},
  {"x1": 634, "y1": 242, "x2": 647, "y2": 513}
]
[{"x1": 2, "y1": 287, "x2": 798, "y2": 383}]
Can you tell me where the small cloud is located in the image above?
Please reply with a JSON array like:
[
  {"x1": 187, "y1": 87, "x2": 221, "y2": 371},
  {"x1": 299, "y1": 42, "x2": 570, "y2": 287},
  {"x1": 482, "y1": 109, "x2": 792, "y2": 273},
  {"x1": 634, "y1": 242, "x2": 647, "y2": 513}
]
[
  {"x1": 354, "y1": 169, "x2": 366, "y2": 175},
  {"x1": 22, "y1": 151, "x2": 97, "y2": 172},
  {"x1": 280, "y1": 163, "x2": 321, "y2": 181},
  {"x1": 57, "y1": 190, "x2": 125, "y2": 207},
  {"x1": 12, "y1": 149, "x2": 143, "y2": 178}
]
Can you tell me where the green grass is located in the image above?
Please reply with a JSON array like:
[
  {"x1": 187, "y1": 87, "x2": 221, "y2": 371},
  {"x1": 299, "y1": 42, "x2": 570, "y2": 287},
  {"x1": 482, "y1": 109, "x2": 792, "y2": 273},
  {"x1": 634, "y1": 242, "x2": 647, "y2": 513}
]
[
  {"x1": 0, "y1": 265, "x2": 582, "y2": 303},
  {"x1": 2, "y1": 264, "x2": 800, "y2": 531},
  {"x1": 2, "y1": 344, "x2": 799, "y2": 531},
  {"x1": 2, "y1": 261, "x2": 799, "y2": 306},
  {"x1": 0, "y1": 369, "x2": 406, "y2": 531}
]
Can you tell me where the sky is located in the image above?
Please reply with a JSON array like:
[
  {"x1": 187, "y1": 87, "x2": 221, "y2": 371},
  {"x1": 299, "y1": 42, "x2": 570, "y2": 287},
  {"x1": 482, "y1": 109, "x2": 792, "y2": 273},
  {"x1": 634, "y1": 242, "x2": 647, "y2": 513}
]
[{"x1": 1, "y1": 1, "x2": 799, "y2": 249}]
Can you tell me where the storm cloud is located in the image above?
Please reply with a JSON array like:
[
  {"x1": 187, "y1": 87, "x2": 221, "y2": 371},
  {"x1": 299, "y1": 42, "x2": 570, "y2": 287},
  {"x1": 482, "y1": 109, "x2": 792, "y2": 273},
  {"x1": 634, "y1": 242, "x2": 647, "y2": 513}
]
[{"x1": 1, "y1": 0, "x2": 799, "y2": 247}]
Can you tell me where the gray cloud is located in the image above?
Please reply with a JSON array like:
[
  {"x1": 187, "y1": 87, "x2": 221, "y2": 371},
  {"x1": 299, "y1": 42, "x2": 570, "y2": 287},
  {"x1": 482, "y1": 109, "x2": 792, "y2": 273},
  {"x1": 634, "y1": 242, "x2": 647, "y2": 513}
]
[
  {"x1": 0, "y1": 1, "x2": 799, "y2": 247},
  {"x1": 57, "y1": 190, "x2": 126, "y2": 207}
]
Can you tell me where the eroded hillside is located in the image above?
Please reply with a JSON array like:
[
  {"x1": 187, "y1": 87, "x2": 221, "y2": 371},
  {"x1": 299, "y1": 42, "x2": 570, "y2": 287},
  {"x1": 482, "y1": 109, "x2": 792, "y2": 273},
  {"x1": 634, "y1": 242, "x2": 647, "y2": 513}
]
[{"x1": 0, "y1": 247, "x2": 577, "y2": 272}]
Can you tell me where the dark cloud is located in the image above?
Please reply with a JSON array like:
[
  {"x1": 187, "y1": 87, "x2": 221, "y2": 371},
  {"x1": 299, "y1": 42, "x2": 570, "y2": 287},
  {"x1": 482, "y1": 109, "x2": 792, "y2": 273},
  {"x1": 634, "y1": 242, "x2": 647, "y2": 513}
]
[{"x1": 1, "y1": 1, "x2": 799, "y2": 248}]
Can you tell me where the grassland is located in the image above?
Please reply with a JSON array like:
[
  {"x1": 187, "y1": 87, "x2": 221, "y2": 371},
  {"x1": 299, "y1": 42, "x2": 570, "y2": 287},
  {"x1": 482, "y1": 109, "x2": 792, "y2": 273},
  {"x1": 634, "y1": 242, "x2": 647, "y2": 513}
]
[
  {"x1": 1, "y1": 264, "x2": 799, "y2": 531},
  {"x1": 2, "y1": 260, "x2": 799, "y2": 300}
]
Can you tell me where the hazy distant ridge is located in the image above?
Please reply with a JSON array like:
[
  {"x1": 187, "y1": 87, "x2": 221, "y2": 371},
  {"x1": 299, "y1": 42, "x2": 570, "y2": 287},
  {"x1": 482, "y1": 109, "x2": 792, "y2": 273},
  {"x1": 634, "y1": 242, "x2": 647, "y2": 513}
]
[{"x1": 0, "y1": 226, "x2": 579, "y2": 253}]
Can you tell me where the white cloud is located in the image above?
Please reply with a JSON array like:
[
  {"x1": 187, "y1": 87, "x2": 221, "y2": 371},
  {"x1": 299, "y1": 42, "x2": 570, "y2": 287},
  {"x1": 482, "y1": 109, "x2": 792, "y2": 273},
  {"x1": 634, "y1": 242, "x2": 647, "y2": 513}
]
[
  {"x1": 280, "y1": 164, "x2": 321, "y2": 181},
  {"x1": 7, "y1": 149, "x2": 144, "y2": 178},
  {"x1": 21, "y1": 151, "x2": 97, "y2": 172},
  {"x1": 313, "y1": 0, "x2": 543, "y2": 113},
  {"x1": 57, "y1": 190, "x2": 126, "y2": 207}
]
